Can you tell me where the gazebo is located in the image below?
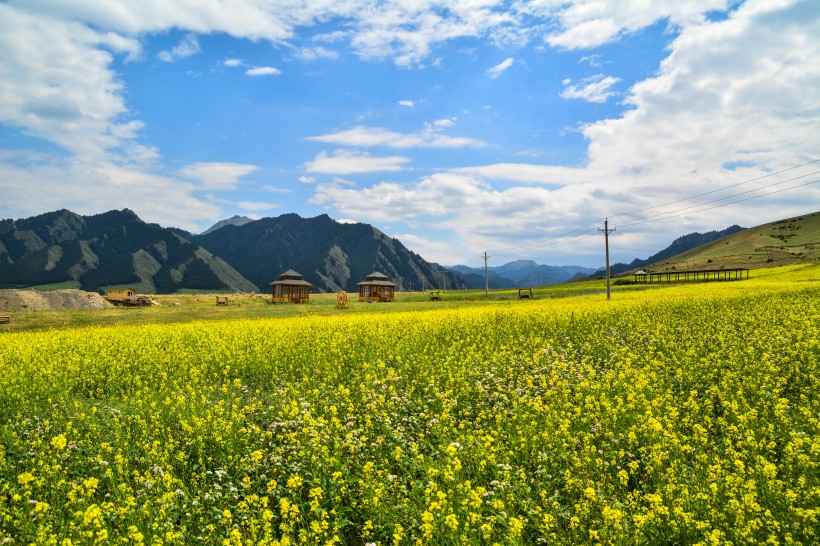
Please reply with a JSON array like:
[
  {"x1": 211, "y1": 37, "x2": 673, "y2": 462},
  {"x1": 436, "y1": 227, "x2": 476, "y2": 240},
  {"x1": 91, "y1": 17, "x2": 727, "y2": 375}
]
[
  {"x1": 271, "y1": 269, "x2": 312, "y2": 303},
  {"x1": 357, "y1": 271, "x2": 396, "y2": 302}
]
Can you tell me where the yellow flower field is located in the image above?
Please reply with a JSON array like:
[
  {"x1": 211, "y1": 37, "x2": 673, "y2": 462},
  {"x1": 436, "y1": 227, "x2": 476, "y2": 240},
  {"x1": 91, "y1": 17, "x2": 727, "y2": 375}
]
[{"x1": 0, "y1": 267, "x2": 818, "y2": 544}]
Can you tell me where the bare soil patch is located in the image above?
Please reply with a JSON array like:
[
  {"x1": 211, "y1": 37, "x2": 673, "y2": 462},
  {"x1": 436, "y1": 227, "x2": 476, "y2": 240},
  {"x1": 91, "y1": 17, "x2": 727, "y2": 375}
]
[{"x1": 0, "y1": 289, "x2": 113, "y2": 312}]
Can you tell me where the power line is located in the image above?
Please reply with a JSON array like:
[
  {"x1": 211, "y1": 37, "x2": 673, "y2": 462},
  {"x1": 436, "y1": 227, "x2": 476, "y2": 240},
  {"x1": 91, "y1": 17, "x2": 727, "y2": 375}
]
[
  {"x1": 610, "y1": 158, "x2": 820, "y2": 221},
  {"x1": 614, "y1": 170, "x2": 819, "y2": 226},
  {"x1": 619, "y1": 178, "x2": 819, "y2": 229}
]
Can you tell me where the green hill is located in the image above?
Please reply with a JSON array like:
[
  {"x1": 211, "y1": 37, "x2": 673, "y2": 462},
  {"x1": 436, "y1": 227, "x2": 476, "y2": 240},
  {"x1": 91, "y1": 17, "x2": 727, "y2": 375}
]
[
  {"x1": 190, "y1": 213, "x2": 466, "y2": 293},
  {"x1": 0, "y1": 209, "x2": 258, "y2": 293},
  {"x1": 643, "y1": 211, "x2": 820, "y2": 273}
]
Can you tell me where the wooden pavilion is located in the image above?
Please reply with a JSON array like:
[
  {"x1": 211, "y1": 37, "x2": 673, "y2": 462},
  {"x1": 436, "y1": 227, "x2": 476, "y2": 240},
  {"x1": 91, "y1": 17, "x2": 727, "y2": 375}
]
[
  {"x1": 271, "y1": 269, "x2": 312, "y2": 303},
  {"x1": 357, "y1": 271, "x2": 396, "y2": 302}
]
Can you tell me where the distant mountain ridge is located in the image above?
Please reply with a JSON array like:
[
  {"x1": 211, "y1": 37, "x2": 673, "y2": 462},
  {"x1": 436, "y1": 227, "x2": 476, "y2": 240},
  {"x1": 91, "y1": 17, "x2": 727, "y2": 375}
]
[
  {"x1": 201, "y1": 215, "x2": 253, "y2": 235},
  {"x1": 189, "y1": 214, "x2": 465, "y2": 293},
  {"x1": 0, "y1": 209, "x2": 257, "y2": 293},
  {"x1": 0, "y1": 209, "x2": 466, "y2": 294},
  {"x1": 450, "y1": 260, "x2": 597, "y2": 289}
]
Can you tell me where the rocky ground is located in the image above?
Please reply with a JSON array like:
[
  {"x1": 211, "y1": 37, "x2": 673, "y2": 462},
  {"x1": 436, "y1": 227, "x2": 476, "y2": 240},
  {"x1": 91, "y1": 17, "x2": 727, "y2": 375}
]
[{"x1": 0, "y1": 289, "x2": 113, "y2": 312}]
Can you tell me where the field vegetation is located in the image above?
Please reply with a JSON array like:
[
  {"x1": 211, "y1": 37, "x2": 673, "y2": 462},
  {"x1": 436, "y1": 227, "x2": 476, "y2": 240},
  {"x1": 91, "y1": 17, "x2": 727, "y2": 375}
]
[{"x1": 0, "y1": 264, "x2": 817, "y2": 544}]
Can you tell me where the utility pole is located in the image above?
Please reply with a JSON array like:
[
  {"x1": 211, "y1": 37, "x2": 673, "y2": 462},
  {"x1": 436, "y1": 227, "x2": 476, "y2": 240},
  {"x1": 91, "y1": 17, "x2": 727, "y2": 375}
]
[
  {"x1": 483, "y1": 251, "x2": 491, "y2": 298},
  {"x1": 440, "y1": 268, "x2": 447, "y2": 293},
  {"x1": 598, "y1": 218, "x2": 616, "y2": 300}
]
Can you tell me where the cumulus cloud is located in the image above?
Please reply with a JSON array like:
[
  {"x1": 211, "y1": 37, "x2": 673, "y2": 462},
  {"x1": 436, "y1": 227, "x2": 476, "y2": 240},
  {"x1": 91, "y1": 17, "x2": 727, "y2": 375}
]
[
  {"x1": 560, "y1": 74, "x2": 621, "y2": 103},
  {"x1": 432, "y1": 117, "x2": 457, "y2": 128},
  {"x1": 487, "y1": 57, "x2": 514, "y2": 78},
  {"x1": 178, "y1": 162, "x2": 258, "y2": 190},
  {"x1": 245, "y1": 66, "x2": 282, "y2": 76},
  {"x1": 236, "y1": 201, "x2": 280, "y2": 211},
  {"x1": 0, "y1": 4, "x2": 140, "y2": 160},
  {"x1": 398, "y1": 100, "x2": 415, "y2": 107},
  {"x1": 455, "y1": 163, "x2": 596, "y2": 185},
  {"x1": 307, "y1": 125, "x2": 485, "y2": 149},
  {"x1": 304, "y1": 150, "x2": 410, "y2": 174},
  {"x1": 223, "y1": 58, "x2": 243, "y2": 67},
  {"x1": 530, "y1": 0, "x2": 731, "y2": 49}
]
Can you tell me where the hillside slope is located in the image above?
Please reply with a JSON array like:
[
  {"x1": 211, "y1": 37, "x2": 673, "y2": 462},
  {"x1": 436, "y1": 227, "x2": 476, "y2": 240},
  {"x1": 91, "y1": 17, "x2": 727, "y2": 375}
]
[
  {"x1": 644, "y1": 211, "x2": 820, "y2": 273},
  {"x1": 0, "y1": 209, "x2": 258, "y2": 293},
  {"x1": 599, "y1": 225, "x2": 746, "y2": 276},
  {"x1": 191, "y1": 214, "x2": 465, "y2": 293}
]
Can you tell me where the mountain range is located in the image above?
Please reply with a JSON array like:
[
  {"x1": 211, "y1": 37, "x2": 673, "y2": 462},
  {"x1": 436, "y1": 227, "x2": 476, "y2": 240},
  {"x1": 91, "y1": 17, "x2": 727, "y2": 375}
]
[
  {"x1": 449, "y1": 261, "x2": 597, "y2": 289},
  {"x1": 6, "y1": 208, "x2": 805, "y2": 294},
  {"x1": 0, "y1": 209, "x2": 465, "y2": 294}
]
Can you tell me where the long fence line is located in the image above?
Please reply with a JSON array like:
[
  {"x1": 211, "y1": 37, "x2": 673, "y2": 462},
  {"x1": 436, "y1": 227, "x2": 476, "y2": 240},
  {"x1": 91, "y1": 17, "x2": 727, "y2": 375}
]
[{"x1": 633, "y1": 268, "x2": 749, "y2": 284}]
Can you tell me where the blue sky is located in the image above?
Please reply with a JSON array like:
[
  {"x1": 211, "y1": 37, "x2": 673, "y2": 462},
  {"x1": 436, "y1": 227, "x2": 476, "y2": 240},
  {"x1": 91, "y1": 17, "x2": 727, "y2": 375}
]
[{"x1": 1, "y1": 1, "x2": 818, "y2": 269}]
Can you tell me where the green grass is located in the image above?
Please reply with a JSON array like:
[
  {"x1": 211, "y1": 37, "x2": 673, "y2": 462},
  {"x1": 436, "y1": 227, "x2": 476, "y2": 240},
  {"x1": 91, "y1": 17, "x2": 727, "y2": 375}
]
[
  {"x1": 31, "y1": 280, "x2": 82, "y2": 291},
  {"x1": 648, "y1": 211, "x2": 820, "y2": 272},
  {"x1": 3, "y1": 263, "x2": 817, "y2": 334}
]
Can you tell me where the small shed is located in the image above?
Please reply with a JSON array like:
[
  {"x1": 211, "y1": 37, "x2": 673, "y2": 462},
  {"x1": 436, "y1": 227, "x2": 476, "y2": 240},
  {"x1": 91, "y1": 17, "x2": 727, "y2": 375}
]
[
  {"x1": 106, "y1": 287, "x2": 136, "y2": 302},
  {"x1": 271, "y1": 269, "x2": 312, "y2": 303},
  {"x1": 357, "y1": 271, "x2": 396, "y2": 302}
]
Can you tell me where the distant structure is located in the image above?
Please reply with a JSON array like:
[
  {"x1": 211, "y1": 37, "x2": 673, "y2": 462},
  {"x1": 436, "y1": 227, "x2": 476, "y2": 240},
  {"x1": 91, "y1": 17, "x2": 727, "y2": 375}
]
[
  {"x1": 357, "y1": 271, "x2": 396, "y2": 302},
  {"x1": 271, "y1": 269, "x2": 312, "y2": 303},
  {"x1": 105, "y1": 287, "x2": 154, "y2": 306},
  {"x1": 105, "y1": 288, "x2": 136, "y2": 302},
  {"x1": 633, "y1": 268, "x2": 749, "y2": 284}
]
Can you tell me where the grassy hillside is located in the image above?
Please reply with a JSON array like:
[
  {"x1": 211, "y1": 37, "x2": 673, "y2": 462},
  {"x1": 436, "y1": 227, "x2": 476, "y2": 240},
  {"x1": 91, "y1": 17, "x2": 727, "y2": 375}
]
[{"x1": 644, "y1": 211, "x2": 819, "y2": 272}]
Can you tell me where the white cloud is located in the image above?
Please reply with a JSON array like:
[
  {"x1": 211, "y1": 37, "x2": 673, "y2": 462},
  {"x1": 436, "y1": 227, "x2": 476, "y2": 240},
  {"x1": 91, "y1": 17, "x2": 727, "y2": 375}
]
[
  {"x1": 0, "y1": 4, "x2": 141, "y2": 161},
  {"x1": 580, "y1": 0, "x2": 820, "y2": 177},
  {"x1": 345, "y1": 3, "x2": 522, "y2": 67},
  {"x1": 529, "y1": 0, "x2": 730, "y2": 49},
  {"x1": 236, "y1": 201, "x2": 280, "y2": 212},
  {"x1": 390, "y1": 233, "x2": 453, "y2": 263},
  {"x1": 298, "y1": 176, "x2": 316, "y2": 184},
  {"x1": 245, "y1": 66, "x2": 282, "y2": 76},
  {"x1": 560, "y1": 74, "x2": 621, "y2": 103},
  {"x1": 455, "y1": 163, "x2": 596, "y2": 185},
  {"x1": 304, "y1": 150, "x2": 410, "y2": 174},
  {"x1": 307, "y1": 125, "x2": 485, "y2": 149},
  {"x1": 9, "y1": 0, "x2": 301, "y2": 43},
  {"x1": 158, "y1": 33, "x2": 200, "y2": 62},
  {"x1": 578, "y1": 54, "x2": 603, "y2": 67},
  {"x1": 398, "y1": 100, "x2": 415, "y2": 107},
  {"x1": 223, "y1": 58, "x2": 243, "y2": 67},
  {"x1": 487, "y1": 57, "x2": 514, "y2": 78},
  {"x1": 291, "y1": 46, "x2": 339, "y2": 61},
  {"x1": 178, "y1": 162, "x2": 258, "y2": 190},
  {"x1": 433, "y1": 117, "x2": 457, "y2": 128},
  {"x1": 262, "y1": 185, "x2": 292, "y2": 194}
]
